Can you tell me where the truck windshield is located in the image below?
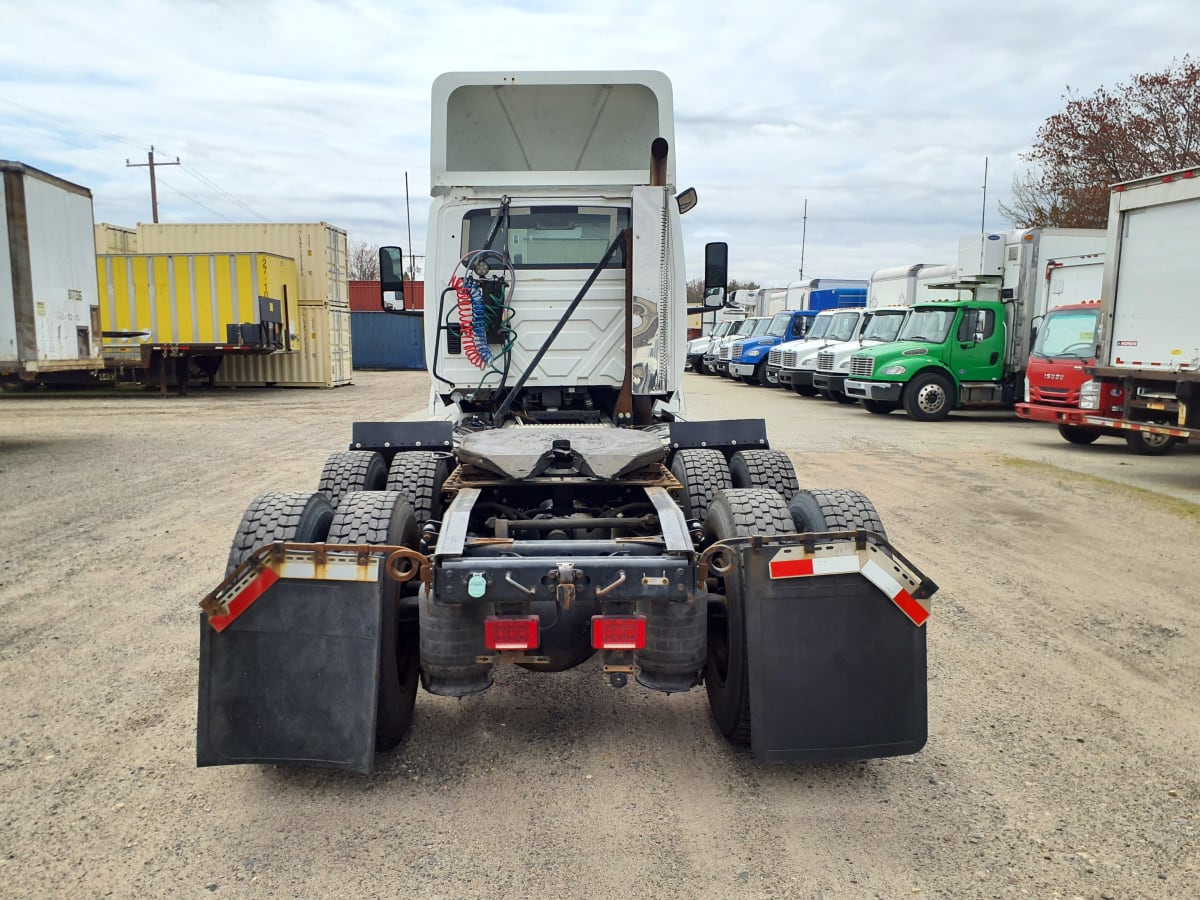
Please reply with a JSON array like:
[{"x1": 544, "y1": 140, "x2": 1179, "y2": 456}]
[
  {"x1": 825, "y1": 311, "x2": 862, "y2": 342},
  {"x1": 806, "y1": 314, "x2": 832, "y2": 340},
  {"x1": 462, "y1": 205, "x2": 629, "y2": 269},
  {"x1": 861, "y1": 310, "x2": 906, "y2": 341},
  {"x1": 749, "y1": 317, "x2": 773, "y2": 337},
  {"x1": 711, "y1": 321, "x2": 732, "y2": 337},
  {"x1": 1033, "y1": 308, "x2": 1099, "y2": 359},
  {"x1": 730, "y1": 318, "x2": 753, "y2": 335},
  {"x1": 766, "y1": 312, "x2": 792, "y2": 337},
  {"x1": 898, "y1": 308, "x2": 956, "y2": 343}
]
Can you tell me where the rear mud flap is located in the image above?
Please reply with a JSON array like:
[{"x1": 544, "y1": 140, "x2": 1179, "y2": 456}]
[
  {"x1": 739, "y1": 542, "x2": 928, "y2": 763},
  {"x1": 197, "y1": 578, "x2": 383, "y2": 774}
]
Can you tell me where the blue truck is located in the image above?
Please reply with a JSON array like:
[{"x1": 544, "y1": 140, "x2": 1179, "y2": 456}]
[{"x1": 729, "y1": 287, "x2": 867, "y2": 386}]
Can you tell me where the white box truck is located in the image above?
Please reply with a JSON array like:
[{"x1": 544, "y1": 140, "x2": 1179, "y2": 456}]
[
  {"x1": 1080, "y1": 167, "x2": 1200, "y2": 451},
  {"x1": 1, "y1": 161, "x2": 102, "y2": 386}
]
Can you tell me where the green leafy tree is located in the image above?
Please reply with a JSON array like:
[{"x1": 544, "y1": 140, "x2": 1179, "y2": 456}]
[{"x1": 1003, "y1": 56, "x2": 1200, "y2": 228}]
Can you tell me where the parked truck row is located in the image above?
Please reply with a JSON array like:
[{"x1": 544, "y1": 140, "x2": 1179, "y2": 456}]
[{"x1": 699, "y1": 228, "x2": 1119, "y2": 428}]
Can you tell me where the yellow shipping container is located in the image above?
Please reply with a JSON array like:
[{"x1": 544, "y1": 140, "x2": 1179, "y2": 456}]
[
  {"x1": 216, "y1": 303, "x2": 352, "y2": 387},
  {"x1": 96, "y1": 252, "x2": 300, "y2": 362},
  {"x1": 134, "y1": 222, "x2": 348, "y2": 307}
]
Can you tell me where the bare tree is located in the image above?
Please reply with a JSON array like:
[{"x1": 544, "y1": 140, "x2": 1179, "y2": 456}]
[
  {"x1": 349, "y1": 240, "x2": 380, "y2": 280},
  {"x1": 686, "y1": 278, "x2": 760, "y2": 304},
  {"x1": 1002, "y1": 56, "x2": 1200, "y2": 228}
]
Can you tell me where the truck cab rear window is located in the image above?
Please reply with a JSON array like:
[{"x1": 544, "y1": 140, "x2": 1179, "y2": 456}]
[{"x1": 463, "y1": 206, "x2": 629, "y2": 269}]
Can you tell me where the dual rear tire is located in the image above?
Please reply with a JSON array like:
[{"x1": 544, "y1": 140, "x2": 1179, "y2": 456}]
[
  {"x1": 226, "y1": 489, "x2": 420, "y2": 752},
  {"x1": 702, "y1": 485, "x2": 886, "y2": 746}
]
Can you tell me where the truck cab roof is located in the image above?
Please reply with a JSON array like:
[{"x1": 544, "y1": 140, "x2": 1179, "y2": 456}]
[{"x1": 431, "y1": 71, "x2": 674, "y2": 193}]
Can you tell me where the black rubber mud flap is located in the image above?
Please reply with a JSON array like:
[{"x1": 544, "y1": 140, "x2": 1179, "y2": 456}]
[
  {"x1": 741, "y1": 552, "x2": 927, "y2": 763},
  {"x1": 197, "y1": 578, "x2": 383, "y2": 774}
]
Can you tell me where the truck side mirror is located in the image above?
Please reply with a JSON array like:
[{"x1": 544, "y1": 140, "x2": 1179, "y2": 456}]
[
  {"x1": 379, "y1": 246, "x2": 406, "y2": 313},
  {"x1": 676, "y1": 187, "x2": 698, "y2": 215},
  {"x1": 703, "y1": 242, "x2": 728, "y2": 306}
]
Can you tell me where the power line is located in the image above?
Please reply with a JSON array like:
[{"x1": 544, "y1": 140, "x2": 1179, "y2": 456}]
[
  {"x1": 156, "y1": 175, "x2": 232, "y2": 221},
  {"x1": 180, "y1": 163, "x2": 268, "y2": 221}
]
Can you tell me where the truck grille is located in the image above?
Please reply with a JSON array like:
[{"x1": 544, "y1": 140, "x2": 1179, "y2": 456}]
[
  {"x1": 1030, "y1": 385, "x2": 1078, "y2": 406},
  {"x1": 768, "y1": 348, "x2": 783, "y2": 367},
  {"x1": 816, "y1": 351, "x2": 835, "y2": 372},
  {"x1": 720, "y1": 343, "x2": 735, "y2": 361},
  {"x1": 849, "y1": 356, "x2": 874, "y2": 377},
  {"x1": 781, "y1": 349, "x2": 798, "y2": 367}
]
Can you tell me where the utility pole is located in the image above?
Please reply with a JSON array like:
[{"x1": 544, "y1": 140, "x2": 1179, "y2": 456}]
[
  {"x1": 126, "y1": 146, "x2": 180, "y2": 223},
  {"x1": 980, "y1": 156, "x2": 989, "y2": 234},
  {"x1": 405, "y1": 171, "x2": 414, "y2": 280},
  {"x1": 798, "y1": 198, "x2": 808, "y2": 280}
]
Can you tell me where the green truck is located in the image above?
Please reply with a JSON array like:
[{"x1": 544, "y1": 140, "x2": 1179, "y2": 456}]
[{"x1": 844, "y1": 228, "x2": 1105, "y2": 421}]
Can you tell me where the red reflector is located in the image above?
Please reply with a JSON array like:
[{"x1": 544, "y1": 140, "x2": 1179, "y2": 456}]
[
  {"x1": 591, "y1": 616, "x2": 646, "y2": 650},
  {"x1": 484, "y1": 615, "x2": 539, "y2": 650}
]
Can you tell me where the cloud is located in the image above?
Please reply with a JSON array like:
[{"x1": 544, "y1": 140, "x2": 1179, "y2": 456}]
[{"x1": 2, "y1": 0, "x2": 1198, "y2": 286}]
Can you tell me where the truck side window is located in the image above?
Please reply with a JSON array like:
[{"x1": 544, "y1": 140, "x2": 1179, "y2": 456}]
[{"x1": 957, "y1": 309, "x2": 995, "y2": 342}]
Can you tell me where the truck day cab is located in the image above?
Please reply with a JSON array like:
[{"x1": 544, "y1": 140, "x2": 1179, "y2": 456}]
[
  {"x1": 844, "y1": 228, "x2": 1105, "y2": 420},
  {"x1": 778, "y1": 305, "x2": 869, "y2": 395},
  {"x1": 195, "y1": 71, "x2": 936, "y2": 773}
]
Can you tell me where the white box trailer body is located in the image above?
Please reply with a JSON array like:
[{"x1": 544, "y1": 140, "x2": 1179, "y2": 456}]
[
  {"x1": 1, "y1": 161, "x2": 102, "y2": 377},
  {"x1": 1079, "y1": 167, "x2": 1200, "y2": 444},
  {"x1": 1099, "y1": 173, "x2": 1200, "y2": 372},
  {"x1": 867, "y1": 263, "x2": 963, "y2": 309},
  {"x1": 1044, "y1": 253, "x2": 1103, "y2": 311}
]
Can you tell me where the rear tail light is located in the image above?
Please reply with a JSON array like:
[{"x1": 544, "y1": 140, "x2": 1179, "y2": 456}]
[
  {"x1": 591, "y1": 616, "x2": 646, "y2": 650},
  {"x1": 484, "y1": 616, "x2": 539, "y2": 650}
]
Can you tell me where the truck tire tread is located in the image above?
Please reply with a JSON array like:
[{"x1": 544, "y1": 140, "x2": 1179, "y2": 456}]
[
  {"x1": 670, "y1": 448, "x2": 732, "y2": 521},
  {"x1": 226, "y1": 491, "x2": 335, "y2": 575},
  {"x1": 327, "y1": 491, "x2": 420, "y2": 752},
  {"x1": 703, "y1": 488, "x2": 792, "y2": 746},
  {"x1": 386, "y1": 451, "x2": 451, "y2": 525},
  {"x1": 729, "y1": 449, "x2": 799, "y2": 502},
  {"x1": 787, "y1": 488, "x2": 887, "y2": 538},
  {"x1": 318, "y1": 450, "x2": 388, "y2": 508}
]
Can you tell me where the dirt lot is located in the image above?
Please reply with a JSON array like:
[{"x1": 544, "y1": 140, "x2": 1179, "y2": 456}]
[{"x1": 1, "y1": 370, "x2": 1197, "y2": 899}]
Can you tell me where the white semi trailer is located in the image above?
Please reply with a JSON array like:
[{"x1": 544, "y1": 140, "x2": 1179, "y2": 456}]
[{"x1": 1, "y1": 161, "x2": 102, "y2": 387}]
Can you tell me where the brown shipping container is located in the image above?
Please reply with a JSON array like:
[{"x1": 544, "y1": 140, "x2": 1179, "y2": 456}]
[
  {"x1": 349, "y1": 280, "x2": 424, "y2": 312},
  {"x1": 135, "y1": 222, "x2": 348, "y2": 306}
]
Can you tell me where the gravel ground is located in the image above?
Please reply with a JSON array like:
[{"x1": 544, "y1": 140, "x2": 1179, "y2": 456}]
[{"x1": 1, "y1": 370, "x2": 1197, "y2": 899}]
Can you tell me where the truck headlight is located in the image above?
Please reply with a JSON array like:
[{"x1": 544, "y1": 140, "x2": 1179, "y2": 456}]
[
  {"x1": 1079, "y1": 380, "x2": 1100, "y2": 410},
  {"x1": 799, "y1": 356, "x2": 817, "y2": 367},
  {"x1": 881, "y1": 365, "x2": 906, "y2": 376}
]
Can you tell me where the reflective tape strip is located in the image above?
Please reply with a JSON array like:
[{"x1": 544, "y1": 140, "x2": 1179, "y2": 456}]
[
  {"x1": 862, "y1": 558, "x2": 930, "y2": 626},
  {"x1": 277, "y1": 555, "x2": 379, "y2": 582},
  {"x1": 209, "y1": 567, "x2": 279, "y2": 633},
  {"x1": 767, "y1": 545, "x2": 931, "y2": 627},
  {"x1": 769, "y1": 554, "x2": 859, "y2": 579}
]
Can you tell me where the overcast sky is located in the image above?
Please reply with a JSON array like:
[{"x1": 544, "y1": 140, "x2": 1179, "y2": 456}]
[{"x1": 3, "y1": 0, "x2": 1198, "y2": 287}]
